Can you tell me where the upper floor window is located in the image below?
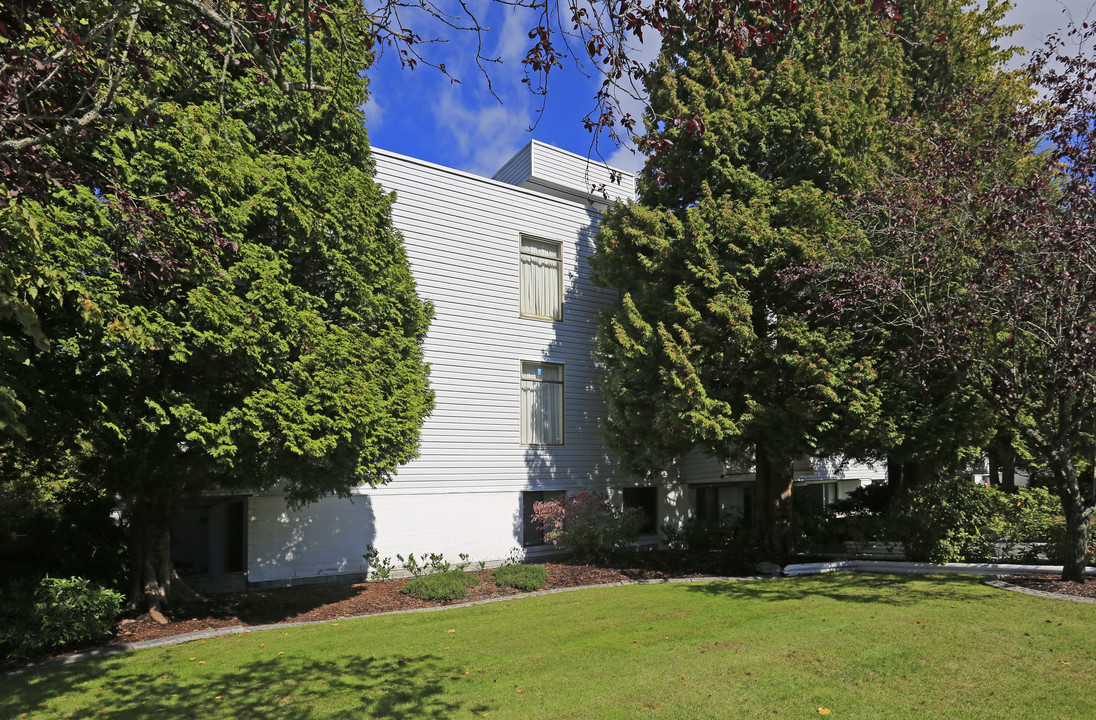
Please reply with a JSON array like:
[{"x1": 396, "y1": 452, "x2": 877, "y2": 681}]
[
  {"x1": 520, "y1": 236, "x2": 562, "y2": 320},
  {"x1": 521, "y1": 361, "x2": 564, "y2": 445}
]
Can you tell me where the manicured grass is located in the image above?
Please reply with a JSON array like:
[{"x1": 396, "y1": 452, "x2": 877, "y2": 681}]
[{"x1": 3, "y1": 574, "x2": 1094, "y2": 719}]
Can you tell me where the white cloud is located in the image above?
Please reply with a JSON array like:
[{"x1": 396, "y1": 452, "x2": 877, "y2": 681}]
[
  {"x1": 433, "y1": 89, "x2": 530, "y2": 175},
  {"x1": 362, "y1": 94, "x2": 384, "y2": 129}
]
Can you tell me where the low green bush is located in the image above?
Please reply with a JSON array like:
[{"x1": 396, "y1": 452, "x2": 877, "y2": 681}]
[
  {"x1": 0, "y1": 576, "x2": 124, "y2": 659},
  {"x1": 493, "y1": 564, "x2": 547, "y2": 591},
  {"x1": 401, "y1": 570, "x2": 480, "y2": 602}
]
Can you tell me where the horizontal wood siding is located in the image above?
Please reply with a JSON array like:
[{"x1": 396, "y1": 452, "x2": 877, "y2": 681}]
[
  {"x1": 372, "y1": 148, "x2": 636, "y2": 495},
  {"x1": 490, "y1": 141, "x2": 532, "y2": 186},
  {"x1": 528, "y1": 140, "x2": 635, "y2": 203}
]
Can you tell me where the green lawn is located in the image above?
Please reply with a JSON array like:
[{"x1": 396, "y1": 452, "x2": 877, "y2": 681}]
[{"x1": 2, "y1": 574, "x2": 1093, "y2": 719}]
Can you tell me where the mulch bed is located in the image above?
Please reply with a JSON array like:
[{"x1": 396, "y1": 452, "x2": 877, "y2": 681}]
[
  {"x1": 5, "y1": 553, "x2": 1092, "y2": 673},
  {"x1": 999, "y1": 573, "x2": 1096, "y2": 600}
]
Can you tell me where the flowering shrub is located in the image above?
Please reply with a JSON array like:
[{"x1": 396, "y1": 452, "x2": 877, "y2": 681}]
[{"x1": 531, "y1": 490, "x2": 644, "y2": 563}]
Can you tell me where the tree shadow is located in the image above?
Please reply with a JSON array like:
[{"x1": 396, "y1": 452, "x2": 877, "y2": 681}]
[
  {"x1": 170, "y1": 583, "x2": 365, "y2": 625},
  {"x1": 2, "y1": 651, "x2": 491, "y2": 719},
  {"x1": 683, "y1": 573, "x2": 985, "y2": 606},
  {"x1": 522, "y1": 206, "x2": 626, "y2": 498}
]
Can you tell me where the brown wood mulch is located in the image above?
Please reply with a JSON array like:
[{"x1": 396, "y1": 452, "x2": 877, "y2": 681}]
[
  {"x1": 5, "y1": 554, "x2": 1093, "y2": 673},
  {"x1": 999, "y1": 573, "x2": 1096, "y2": 600}
]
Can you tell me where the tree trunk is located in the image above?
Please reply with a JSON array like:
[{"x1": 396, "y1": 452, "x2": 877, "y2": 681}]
[
  {"x1": 1000, "y1": 451, "x2": 1016, "y2": 492},
  {"x1": 1060, "y1": 494, "x2": 1090, "y2": 583},
  {"x1": 752, "y1": 444, "x2": 794, "y2": 563},
  {"x1": 987, "y1": 451, "x2": 999, "y2": 487},
  {"x1": 127, "y1": 494, "x2": 202, "y2": 621},
  {"x1": 902, "y1": 459, "x2": 932, "y2": 488},
  {"x1": 887, "y1": 455, "x2": 904, "y2": 494}
]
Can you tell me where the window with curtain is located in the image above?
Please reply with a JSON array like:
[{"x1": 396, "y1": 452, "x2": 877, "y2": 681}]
[
  {"x1": 520, "y1": 361, "x2": 564, "y2": 445},
  {"x1": 520, "y1": 236, "x2": 562, "y2": 320}
]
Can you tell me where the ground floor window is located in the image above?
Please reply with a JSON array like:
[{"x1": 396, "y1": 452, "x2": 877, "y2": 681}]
[
  {"x1": 694, "y1": 486, "x2": 721, "y2": 523},
  {"x1": 622, "y1": 486, "x2": 658, "y2": 536},
  {"x1": 798, "y1": 482, "x2": 838, "y2": 512},
  {"x1": 522, "y1": 490, "x2": 565, "y2": 547}
]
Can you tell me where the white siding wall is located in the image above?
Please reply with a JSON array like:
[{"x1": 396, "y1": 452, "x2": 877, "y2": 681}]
[
  {"x1": 371, "y1": 148, "x2": 633, "y2": 496},
  {"x1": 491, "y1": 141, "x2": 635, "y2": 205},
  {"x1": 244, "y1": 147, "x2": 641, "y2": 584},
  {"x1": 248, "y1": 494, "x2": 373, "y2": 583},
  {"x1": 239, "y1": 144, "x2": 886, "y2": 587},
  {"x1": 491, "y1": 142, "x2": 533, "y2": 187},
  {"x1": 526, "y1": 141, "x2": 635, "y2": 204},
  {"x1": 247, "y1": 491, "x2": 528, "y2": 582}
]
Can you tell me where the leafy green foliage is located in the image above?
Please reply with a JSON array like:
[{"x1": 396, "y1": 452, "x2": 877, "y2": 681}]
[
  {"x1": 817, "y1": 19, "x2": 1096, "y2": 580},
  {"x1": 0, "y1": 0, "x2": 433, "y2": 609},
  {"x1": 492, "y1": 564, "x2": 547, "y2": 591},
  {"x1": 829, "y1": 480, "x2": 1079, "y2": 565},
  {"x1": 0, "y1": 458, "x2": 127, "y2": 586},
  {"x1": 0, "y1": 576, "x2": 123, "y2": 659},
  {"x1": 400, "y1": 571, "x2": 480, "y2": 602},
  {"x1": 889, "y1": 476, "x2": 1002, "y2": 563},
  {"x1": 591, "y1": 1, "x2": 1028, "y2": 560}
]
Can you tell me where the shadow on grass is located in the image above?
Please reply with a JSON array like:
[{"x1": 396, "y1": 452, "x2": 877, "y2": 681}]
[
  {"x1": 684, "y1": 572, "x2": 984, "y2": 606},
  {"x1": 1, "y1": 651, "x2": 492, "y2": 719}
]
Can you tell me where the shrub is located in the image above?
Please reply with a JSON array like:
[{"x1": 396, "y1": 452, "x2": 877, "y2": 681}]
[
  {"x1": 493, "y1": 564, "x2": 547, "y2": 591},
  {"x1": 0, "y1": 576, "x2": 123, "y2": 658},
  {"x1": 401, "y1": 571, "x2": 480, "y2": 602},
  {"x1": 890, "y1": 475, "x2": 1001, "y2": 563},
  {"x1": 994, "y1": 486, "x2": 1063, "y2": 562},
  {"x1": 531, "y1": 490, "x2": 644, "y2": 563},
  {"x1": 661, "y1": 515, "x2": 749, "y2": 552}
]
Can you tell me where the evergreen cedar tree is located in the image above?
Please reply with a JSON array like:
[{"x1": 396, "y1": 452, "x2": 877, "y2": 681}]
[
  {"x1": 809, "y1": 22, "x2": 1096, "y2": 583},
  {"x1": 0, "y1": 0, "x2": 909, "y2": 606},
  {"x1": 589, "y1": 0, "x2": 1027, "y2": 561},
  {"x1": 0, "y1": 1, "x2": 433, "y2": 614}
]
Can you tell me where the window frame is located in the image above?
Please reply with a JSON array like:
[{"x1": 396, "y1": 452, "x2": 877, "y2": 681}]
[
  {"x1": 518, "y1": 234, "x2": 564, "y2": 322},
  {"x1": 520, "y1": 360, "x2": 565, "y2": 446}
]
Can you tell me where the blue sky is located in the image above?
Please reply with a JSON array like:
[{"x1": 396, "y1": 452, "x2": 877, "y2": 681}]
[{"x1": 364, "y1": 1, "x2": 1095, "y2": 180}]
